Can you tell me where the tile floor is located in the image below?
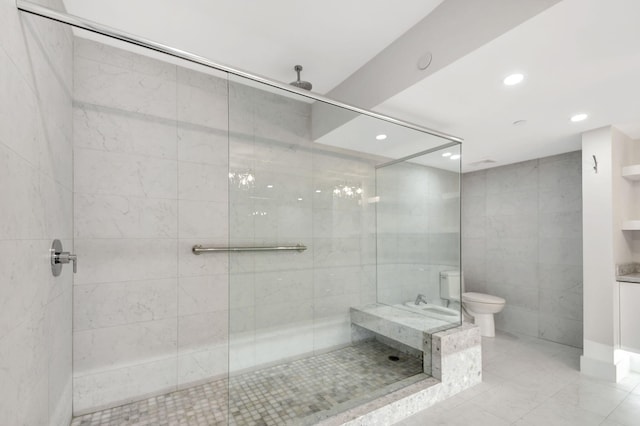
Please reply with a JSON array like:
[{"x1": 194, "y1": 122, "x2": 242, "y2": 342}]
[
  {"x1": 71, "y1": 340, "x2": 423, "y2": 426},
  {"x1": 396, "y1": 331, "x2": 640, "y2": 426}
]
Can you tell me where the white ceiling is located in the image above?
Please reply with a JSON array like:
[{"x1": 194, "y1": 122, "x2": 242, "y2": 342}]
[
  {"x1": 59, "y1": 0, "x2": 640, "y2": 172},
  {"x1": 62, "y1": 0, "x2": 444, "y2": 94},
  {"x1": 375, "y1": 0, "x2": 640, "y2": 171}
]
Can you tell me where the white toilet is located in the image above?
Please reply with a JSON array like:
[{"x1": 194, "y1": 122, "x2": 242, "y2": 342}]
[{"x1": 440, "y1": 271, "x2": 506, "y2": 337}]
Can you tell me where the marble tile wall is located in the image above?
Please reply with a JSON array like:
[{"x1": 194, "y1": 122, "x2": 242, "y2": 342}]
[
  {"x1": 376, "y1": 162, "x2": 460, "y2": 307},
  {"x1": 72, "y1": 37, "x2": 230, "y2": 414},
  {"x1": 72, "y1": 38, "x2": 379, "y2": 412},
  {"x1": 227, "y1": 81, "x2": 378, "y2": 372},
  {"x1": 462, "y1": 151, "x2": 583, "y2": 347},
  {"x1": 0, "y1": 1, "x2": 74, "y2": 425}
]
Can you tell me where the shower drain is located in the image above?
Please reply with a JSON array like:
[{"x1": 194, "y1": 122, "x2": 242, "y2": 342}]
[{"x1": 388, "y1": 355, "x2": 400, "y2": 362}]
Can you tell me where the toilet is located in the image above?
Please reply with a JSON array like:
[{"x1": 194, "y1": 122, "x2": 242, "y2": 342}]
[{"x1": 440, "y1": 271, "x2": 506, "y2": 337}]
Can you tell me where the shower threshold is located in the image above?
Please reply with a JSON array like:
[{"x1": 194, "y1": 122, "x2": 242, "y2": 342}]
[{"x1": 71, "y1": 340, "x2": 425, "y2": 426}]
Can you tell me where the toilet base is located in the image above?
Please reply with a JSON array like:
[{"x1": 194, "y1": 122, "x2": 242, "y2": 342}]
[{"x1": 471, "y1": 313, "x2": 495, "y2": 337}]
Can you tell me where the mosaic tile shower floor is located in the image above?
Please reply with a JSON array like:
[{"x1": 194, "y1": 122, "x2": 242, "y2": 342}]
[{"x1": 71, "y1": 340, "x2": 423, "y2": 426}]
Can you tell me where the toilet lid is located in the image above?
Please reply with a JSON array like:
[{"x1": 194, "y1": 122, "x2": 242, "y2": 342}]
[{"x1": 462, "y1": 292, "x2": 505, "y2": 304}]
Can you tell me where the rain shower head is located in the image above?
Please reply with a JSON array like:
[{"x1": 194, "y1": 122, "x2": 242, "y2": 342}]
[{"x1": 290, "y1": 65, "x2": 312, "y2": 91}]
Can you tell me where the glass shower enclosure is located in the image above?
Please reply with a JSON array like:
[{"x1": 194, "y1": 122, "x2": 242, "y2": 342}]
[{"x1": 18, "y1": 1, "x2": 462, "y2": 424}]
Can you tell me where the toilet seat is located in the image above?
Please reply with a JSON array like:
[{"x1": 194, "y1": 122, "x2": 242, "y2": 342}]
[{"x1": 462, "y1": 292, "x2": 505, "y2": 304}]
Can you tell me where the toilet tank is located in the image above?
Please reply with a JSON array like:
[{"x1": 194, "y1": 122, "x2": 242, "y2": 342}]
[{"x1": 440, "y1": 270, "x2": 461, "y2": 302}]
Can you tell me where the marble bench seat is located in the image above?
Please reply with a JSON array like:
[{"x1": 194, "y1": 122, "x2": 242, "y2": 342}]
[{"x1": 350, "y1": 303, "x2": 454, "y2": 352}]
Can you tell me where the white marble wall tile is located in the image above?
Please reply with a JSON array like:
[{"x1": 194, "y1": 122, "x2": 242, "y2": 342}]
[
  {"x1": 73, "y1": 318, "x2": 177, "y2": 373},
  {"x1": 486, "y1": 190, "x2": 538, "y2": 216},
  {"x1": 494, "y1": 305, "x2": 539, "y2": 337},
  {"x1": 177, "y1": 68, "x2": 228, "y2": 130},
  {"x1": 0, "y1": 239, "x2": 50, "y2": 339},
  {"x1": 74, "y1": 239, "x2": 178, "y2": 285},
  {"x1": 178, "y1": 199, "x2": 228, "y2": 239},
  {"x1": 23, "y1": 20, "x2": 73, "y2": 141},
  {"x1": 313, "y1": 266, "x2": 363, "y2": 298},
  {"x1": 538, "y1": 237, "x2": 583, "y2": 266},
  {"x1": 178, "y1": 126, "x2": 228, "y2": 165},
  {"x1": 252, "y1": 239, "x2": 313, "y2": 272},
  {"x1": 40, "y1": 175, "x2": 73, "y2": 239},
  {"x1": 178, "y1": 274, "x2": 228, "y2": 316},
  {"x1": 253, "y1": 325, "x2": 314, "y2": 366},
  {"x1": 539, "y1": 287, "x2": 583, "y2": 321},
  {"x1": 0, "y1": 47, "x2": 45, "y2": 167},
  {"x1": 177, "y1": 345, "x2": 228, "y2": 387},
  {"x1": 485, "y1": 159, "x2": 538, "y2": 194},
  {"x1": 539, "y1": 211, "x2": 583, "y2": 238},
  {"x1": 73, "y1": 357, "x2": 176, "y2": 415},
  {"x1": 485, "y1": 237, "x2": 538, "y2": 263},
  {"x1": 74, "y1": 105, "x2": 177, "y2": 160},
  {"x1": 229, "y1": 307, "x2": 255, "y2": 334},
  {"x1": 75, "y1": 37, "x2": 176, "y2": 78},
  {"x1": 47, "y1": 287, "x2": 73, "y2": 425},
  {"x1": 178, "y1": 311, "x2": 228, "y2": 351},
  {"x1": 313, "y1": 237, "x2": 361, "y2": 268},
  {"x1": 178, "y1": 161, "x2": 228, "y2": 202},
  {"x1": 254, "y1": 270, "x2": 313, "y2": 305},
  {"x1": 73, "y1": 279, "x2": 177, "y2": 331},
  {"x1": 314, "y1": 208, "x2": 368, "y2": 238},
  {"x1": 484, "y1": 260, "x2": 539, "y2": 288},
  {"x1": 0, "y1": 146, "x2": 46, "y2": 239},
  {"x1": 314, "y1": 293, "x2": 360, "y2": 320},
  {"x1": 178, "y1": 238, "x2": 229, "y2": 277},
  {"x1": 485, "y1": 214, "x2": 538, "y2": 239},
  {"x1": 75, "y1": 194, "x2": 178, "y2": 238},
  {"x1": 538, "y1": 315, "x2": 583, "y2": 348},
  {"x1": 229, "y1": 273, "x2": 255, "y2": 309},
  {"x1": 74, "y1": 56, "x2": 176, "y2": 119},
  {"x1": 277, "y1": 204, "x2": 313, "y2": 239},
  {"x1": 254, "y1": 300, "x2": 313, "y2": 330},
  {"x1": 486, "y1": 282, "x2": 539, "y2": 311},
  {"x1": 313, "y1": 317, "x2": 352, "y2": 350},
  {"x1": 538, "y1": 151, "x2": 582, "y2": 189},
  {"x1": 252, "y1": 146, "x2": 313, "y2": 180},
  {"x1": 538, "y1": 264, "x2": 582, "y2": 292},
  {"x1": 538, "y1": 189, "x2": 582, "y2": 213},
  {"x1": 0, "y1": 4, "x2": 74, "y2": 424},
  {"x1": 0, "y1": 308, "x2": 54, "y2": 426},
  {"x1": 75, "y1": 148, "x2": 178, "y2": 198}
]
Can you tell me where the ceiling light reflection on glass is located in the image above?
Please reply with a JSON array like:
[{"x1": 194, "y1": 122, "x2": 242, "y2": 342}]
[
  {"x1": 229, "y1": 170, "x2": 255, "y2": 190},
  {"x1": 442, "y1": 152, "x2": 452, "y2": 157},
  {"x1": 333, "y1": 183, "x2": 363, "y2": 199},
  {"x1": 570, "y1": 113, "x2": 588, "y2": 122},
  {"x1": 376, "y1": 134, "x2": 387, "y2": 140},
  {"x1": 450, "y1": 154, "x2": 461, "y2": 160},
  {"x1": 503, "y1": 73, "x2": 524, "y2": 86}
]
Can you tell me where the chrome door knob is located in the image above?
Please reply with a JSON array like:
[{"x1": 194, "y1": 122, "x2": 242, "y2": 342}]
[{"x1": 51, "y1": 239, "x2": 78, "y2": 276}]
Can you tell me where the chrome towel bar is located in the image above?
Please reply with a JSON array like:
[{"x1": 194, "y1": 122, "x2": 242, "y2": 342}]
[{"x1": 192, "y1": 244, "x2": 307, "y2": 255}]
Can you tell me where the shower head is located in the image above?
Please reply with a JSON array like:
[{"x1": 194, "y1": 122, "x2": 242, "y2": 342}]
[{"x1": 290, "y1": 65, "x2": 312, "y2": 91}]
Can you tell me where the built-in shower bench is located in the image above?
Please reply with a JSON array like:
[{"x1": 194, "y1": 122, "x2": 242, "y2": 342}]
[{"x1": 350, "y1": 303, "x2": 456, "y2": 374}]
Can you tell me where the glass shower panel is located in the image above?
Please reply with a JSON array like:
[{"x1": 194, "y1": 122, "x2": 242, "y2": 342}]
[
  {"x1": 227, "y1": 74, "x2": 459, "y2": 425},
  {"x1": 376, "y1": 144, "x2": 462, "y2": 331}
]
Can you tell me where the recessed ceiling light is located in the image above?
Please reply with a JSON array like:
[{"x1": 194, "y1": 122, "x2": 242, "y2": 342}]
[
  {"x1": 297, "y1": 197, "x2": 303, "y2": 201},
  {"x1": 376, "y1": 134, "x2": 387, "y2": 140},
  {"x1": 442, "y1": 152, "x2": 452, "y2": 157},
  {"x1": 450, "y1": 154, "x2": 461, "y2": 160},
  {"x1": 570, "y1": 113, "x2": 588, "y2": 122},
  {"x1": 267, "y1": 185, "x2": 273, "y2": 188},
  {"x1": 315, "y1": 189, "x2": 321, "y2": 193},
  {"x1": 503, "y1": 73, "x2": 524, "y2": 86}
]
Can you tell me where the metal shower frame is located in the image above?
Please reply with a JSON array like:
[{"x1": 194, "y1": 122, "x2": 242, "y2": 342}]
[{"x1": 16, "y1": 0, "x2": 463, "y2": 159}]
